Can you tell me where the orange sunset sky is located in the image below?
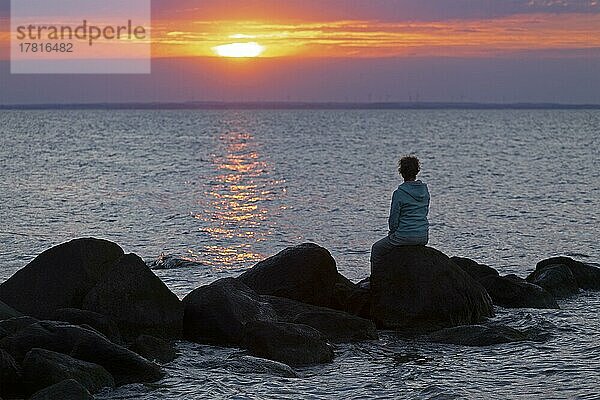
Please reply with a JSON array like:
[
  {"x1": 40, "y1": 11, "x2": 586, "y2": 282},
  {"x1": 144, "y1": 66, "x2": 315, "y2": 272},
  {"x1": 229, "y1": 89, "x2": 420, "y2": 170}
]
[{"x1": 1, "y1": 0, "x2": 599, "y2": 104}]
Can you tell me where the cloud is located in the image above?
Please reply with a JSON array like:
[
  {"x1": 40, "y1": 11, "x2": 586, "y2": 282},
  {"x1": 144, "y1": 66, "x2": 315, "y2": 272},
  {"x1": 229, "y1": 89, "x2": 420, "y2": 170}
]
[
  {"x1": 1, "y1": 1, "x2": 598, "y2": 60},
  {"x1": 149, "y1": 13, "x2": 600, "y2": 58},
  {"x1": 152, "y1": 0, "x2": 600, "y2": 22},
  {"x1": 2, "y1": 1, "x2": 599, "y2": 22}
]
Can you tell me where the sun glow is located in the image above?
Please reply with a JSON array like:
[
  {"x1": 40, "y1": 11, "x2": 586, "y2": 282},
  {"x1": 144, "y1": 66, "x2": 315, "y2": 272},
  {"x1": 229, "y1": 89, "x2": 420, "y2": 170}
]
[{"x1": 213, "y1": 42, "x2": 265, "y2": 58}]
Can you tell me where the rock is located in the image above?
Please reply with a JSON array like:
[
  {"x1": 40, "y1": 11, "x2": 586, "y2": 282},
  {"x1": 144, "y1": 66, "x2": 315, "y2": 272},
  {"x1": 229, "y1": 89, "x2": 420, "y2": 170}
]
[
  {"x1": 293, "y1": 310, "x2": 377, "y2": 343},
  {"x1": 147, "y1": 254, "x2": 203, "y2": 270},
  {"x1": 264, "y1": 296, "x2": 377, "y2": 343},
  {"x1": 0, "y1": 300, "x2": 22, "y2": 321},
  {"x1": 479, "y1": 274, "x2": 558, "y2": 309},
  {"x1": 183, "y1": 277, "x2": 376, "y2": 348},
  {"x1": 331, "y1": 275, "x2": 371, "y2": 319},
  {"x1": 50, "y1": 308, "x2": 122, "y2": 344},
  {"x1": 0, "y1": 317, "x2": 38, "y2": 339},
  {"x1": 183, "y1": 278, "x2": 276, "y2": 345},
  {"x1": 393, "y1": 351, "x2": 433, "y2": 364},
  {"x1": 242, "y1": 321, "x2": 334, "y2": 366},
  {"x1": 0, "y1": 238, "x2": 124, "y2": 319},
  {"x1": 238, "y1": 243, "x2": 342, "y2": 309},
  {"x1": 370, "y1": 246, "x2": 494, "y2": 332},
  {"x1": 0, "y1": 321, "x2": 163, "y2": 386},
  {"x1": 448, "y1": 257, "x2": 560, "y2": 308},
  {"x1": 22, "y1": 348, "x2": 114, "y2": 394},
  {"x1": 357, "y1": 277, "x2": 370, "y2": 290},
  {"x1": 450, "y1": 257, "x2": 500, "y2": 281},
  {"x1": 0, "y1": 349, "x2": 22, "y2": 399},
  {"x1": 426, "y1": 324, "x2": 529, "y2": 346},
  {"x1": 535, "y1": 256, "x2": 600, "y2": 290},
  {"x1": 82, "y1": 254, "x2": 183, "y2": 340},
  {"x1": 29, "y1": 379, "x2": 93, "y2": 400},
  {"x1": 526, "y1": 265, "x2": 579, "y2": 298},
  {"x1": 130, "y1": 335, "x2": 177, "y2": 364},
  {"x1": 226, "y1": 355, "x2": 299, "y2": 378}
]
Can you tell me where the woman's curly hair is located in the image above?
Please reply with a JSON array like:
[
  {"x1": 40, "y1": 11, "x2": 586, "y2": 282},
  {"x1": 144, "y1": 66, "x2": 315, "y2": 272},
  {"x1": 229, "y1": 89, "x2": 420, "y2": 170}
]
[{"x1": 398, "y1": 156, "x2": 421, "y2": 181}]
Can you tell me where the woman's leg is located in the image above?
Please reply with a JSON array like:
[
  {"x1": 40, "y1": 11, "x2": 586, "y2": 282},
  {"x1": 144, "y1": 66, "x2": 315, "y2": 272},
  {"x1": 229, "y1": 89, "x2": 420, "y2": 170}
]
[
  {"x1": 391, "y1": 235, "x2": 429, "y2": 246},
  {"x1": 370, "y1": 236, "x2": 397, "y2": 269}
]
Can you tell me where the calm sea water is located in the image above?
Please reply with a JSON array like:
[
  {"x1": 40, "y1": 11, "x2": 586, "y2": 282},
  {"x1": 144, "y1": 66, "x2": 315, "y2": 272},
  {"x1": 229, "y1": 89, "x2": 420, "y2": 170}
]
[{"x1": 0, "y1": 110, "x2": 599, "y2": 399}]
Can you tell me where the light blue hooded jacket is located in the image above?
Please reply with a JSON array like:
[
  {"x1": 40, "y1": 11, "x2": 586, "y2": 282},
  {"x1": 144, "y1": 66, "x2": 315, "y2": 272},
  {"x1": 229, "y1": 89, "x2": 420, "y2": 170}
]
[{"x1": 388, "y1": 180, "x2": 430, "y2": 242}]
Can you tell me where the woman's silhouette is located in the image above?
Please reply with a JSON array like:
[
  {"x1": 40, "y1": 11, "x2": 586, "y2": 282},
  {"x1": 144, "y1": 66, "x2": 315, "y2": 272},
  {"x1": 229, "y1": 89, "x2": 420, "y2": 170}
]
[{"x1": 371, "y1": 156, "x2": 430, "y2": 268}]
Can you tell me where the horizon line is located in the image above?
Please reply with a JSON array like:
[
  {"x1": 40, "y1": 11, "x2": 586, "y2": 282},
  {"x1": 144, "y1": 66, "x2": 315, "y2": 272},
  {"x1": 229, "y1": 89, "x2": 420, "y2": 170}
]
[{"x1": 1, "y1": 101, "x2": 600, "y2": 110}]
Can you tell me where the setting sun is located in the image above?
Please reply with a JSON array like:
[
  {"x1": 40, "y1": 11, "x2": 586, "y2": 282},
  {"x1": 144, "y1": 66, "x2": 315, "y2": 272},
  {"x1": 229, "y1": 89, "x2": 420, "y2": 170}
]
[{"x1": 213, "y1": 42, "x2": 265, "y2": 58}]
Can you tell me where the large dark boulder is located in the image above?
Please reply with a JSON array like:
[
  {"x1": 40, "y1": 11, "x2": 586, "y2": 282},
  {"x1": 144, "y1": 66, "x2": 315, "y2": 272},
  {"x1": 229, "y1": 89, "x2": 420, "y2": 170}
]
[
  {"x1": 292, "y1": 311, "x2": 377, "y2": 343},
  {"x1": 238, "y1": 243, "x2": 342, "y2": 309},
  {"x1": 449, "y1": 256, "x2": 559, "y2": 309},
  {"x1": 331, "y1": 275, "x2": 371, "y2": 318},
  {"x1": 479, "y1": 274, "x2": 558, "y2": 309},
  {"x1": 526, "y1": 265, "x2": 579, "y2": 298},
  {"x1": 425, "y1": 324, "x2": 529, "y2": 346},
  {"x1": 534, "y1": 256, "x2": 600, "y2": 291},
  {"x1": 130, "y1": 335, "x2": 177, "y2": 364},
  {"x1": 51, "y1": 308, "x2": 122, "y2": 344},
  {"x1": 182, "y1": 278, "x2": 276, "y2": 345},
  {"x1": 264, "y1": 296, "x2": 377, "y2": 343},
  {"x1": 0, "y1": 349, "x2": 22, "y2": 399},
  {"x1": 22, "y1": 348, "x2": 114, "y2": 394},
  {"x1": 82, "y1": 254, "x2": 183, "y2": 340},
  {"x1": 183, "y1": 277, "x2": 376, "y2": 349},
  {"x1": 242, "y1": 321, "x2": 334, "y2": 366},
  {"x1": 0, "y1": 300, "x2": 22, "y2": 321},
  {"x1": 370, "y1": 246, "x2": 494, "y2": 332},
  {"x1": 0, "y1": 321, "x2": 163, "y2": 386},
  {"x1": 0, "y1": 317, "x2": 38, "y2": 340},
  {"x1": 450, "y1": 257, "x2": 499, "y2": 281},
  {"x1": 29, "y1": 379, "x2": 93, "y2": 400},
  {"x1": 0, "y1": 238, "x2": 124, "y2": 318}
]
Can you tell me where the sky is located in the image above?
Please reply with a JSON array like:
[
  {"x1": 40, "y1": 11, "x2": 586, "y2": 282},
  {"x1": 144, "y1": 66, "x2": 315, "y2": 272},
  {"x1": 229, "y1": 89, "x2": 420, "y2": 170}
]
[{"x1": 0, "y1": 0, "x2": 599, "y2": 104}]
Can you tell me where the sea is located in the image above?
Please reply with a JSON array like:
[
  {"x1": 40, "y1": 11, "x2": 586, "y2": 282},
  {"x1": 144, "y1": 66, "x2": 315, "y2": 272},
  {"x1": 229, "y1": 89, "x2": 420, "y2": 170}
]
[{"x1": 0, "y1": 109, "x2": 598, "y2": 399}]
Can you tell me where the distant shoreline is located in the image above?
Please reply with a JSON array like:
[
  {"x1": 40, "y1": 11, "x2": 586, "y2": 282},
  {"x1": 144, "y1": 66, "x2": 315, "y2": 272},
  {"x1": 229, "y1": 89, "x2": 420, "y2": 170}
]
[{"x1": 1, "y1": 101, "x2": 600, "y2": 111}]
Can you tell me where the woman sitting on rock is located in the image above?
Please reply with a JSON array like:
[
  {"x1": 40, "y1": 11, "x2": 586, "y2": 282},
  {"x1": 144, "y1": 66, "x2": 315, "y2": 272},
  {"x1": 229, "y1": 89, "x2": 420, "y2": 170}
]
[{"x1": 371, "y1": 156, "x2": 430, "y2": 268}]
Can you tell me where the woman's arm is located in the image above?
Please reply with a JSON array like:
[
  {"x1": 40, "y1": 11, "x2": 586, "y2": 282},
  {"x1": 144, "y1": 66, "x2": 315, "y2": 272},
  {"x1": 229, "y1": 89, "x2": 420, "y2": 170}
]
[{"x1": 388, "y1": 190, "x2": 401, "y2": 235}]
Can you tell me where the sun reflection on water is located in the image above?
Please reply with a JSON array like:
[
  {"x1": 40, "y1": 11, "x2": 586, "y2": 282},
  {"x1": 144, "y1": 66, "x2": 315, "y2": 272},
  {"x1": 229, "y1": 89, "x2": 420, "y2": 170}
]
[{"x1": 193, "y1": 128, "x2": 284, "y2": 268}]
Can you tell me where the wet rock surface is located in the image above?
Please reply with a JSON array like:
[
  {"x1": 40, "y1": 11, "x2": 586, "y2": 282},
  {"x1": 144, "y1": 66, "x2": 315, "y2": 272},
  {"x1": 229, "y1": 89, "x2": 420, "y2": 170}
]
[
  {"x1": 479, "y1": 274, "x2": 559, "y2": 309},
  {"x1": 0, "y1": 301, "x2": 21, "y2": 322},
  {"x1": 0, "y1": 348, "x2": 23, "y2": 399},
  {"x1": 22, "y1": 348, "x2": 115, "y2": 394},
  {"x1": 28, "y1": 379, "x2": 94, "y2": 400},
  {"x1": 130, "y1": 335, "x2": 178, "y2": 364},
  {"x1": 225, "y1": 355, "x2": 299, "y2": 378},
  {"x1": 0, "y1": 321, "x2": 163, "y2": 386},
  {"x1": 527, "y1": 264, "x2": 579, "y2": 298},
  {"x1": 50, "y1": 308, "x2": 122, "y2": 344},
  {"x1": 238, "y1": 243, "x2": 343, "y2": 309},
  {"x1": 534, "y1": 256, "x2": 600, "y2": 291},
  {"x1": 183, "y1": 278, "x2": 276, "y2": 345},
  {"x1": 0, "y1": 238, "x2": 124, "y2": 319},
  {"x1": 370, "y1": 246, "x2": 494, "y2": 332},
  {"x1": 82, "y1": 254, "x2": 183, "y2": 341},
  {"x1": 242, "y1": 320, "x2": 334, "y2": 366},
  {"x1": 451, "y1": 257, "x2": 500, "y2": 281},
  {"x1": 264, "y1": 295, "x2": 378, "y2": 343}
]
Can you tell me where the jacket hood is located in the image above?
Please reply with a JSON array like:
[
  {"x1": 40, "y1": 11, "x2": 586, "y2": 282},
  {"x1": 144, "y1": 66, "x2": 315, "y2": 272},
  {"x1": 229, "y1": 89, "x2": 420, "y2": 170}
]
[{"x1": 398, "y1": 180, "x2": 428, "y2": 202}]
